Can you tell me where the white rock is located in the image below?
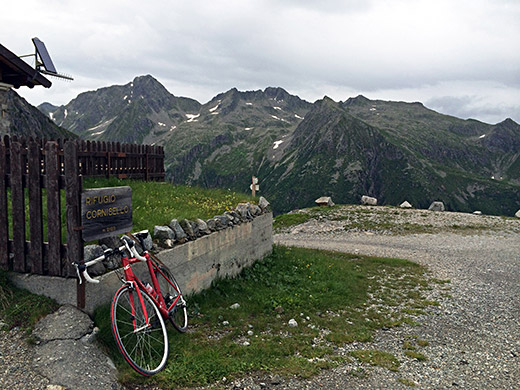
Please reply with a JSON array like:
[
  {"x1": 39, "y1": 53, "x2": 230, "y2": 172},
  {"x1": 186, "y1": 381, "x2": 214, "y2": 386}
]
[
  {"x1": 230, "y1": 303, "x2": 240, "y2": 310},
  {"x1": 400, "y1": 201, "x2": 412, "y2": 208},
  {"x1": 288, "y1": 319, "x2": 298, "y2": 327},
  {"x1": 242, "y1": 341, "x2": 250, "y2": 346},
  {"x1": 315, "y1": 196, "x2": 334, "y2": 207},
  {"x1": 473, "y1": 211, "x2": 482, "y2": 215},
  {"x1": 428, "y1": 201, "x2": 445, "y2": 211},
  {"x1": 247, "y1": 330, "x2": 254, "y2": 336},
  {"x1": 222, "y1": 321, "x2": 229, "y2": 326},
  {"x1": 515, "y1": 209, "x2": 520, "y2": 218},
  {"x1": 361, "y1": 195, "x2": 377, "y2": 206}
]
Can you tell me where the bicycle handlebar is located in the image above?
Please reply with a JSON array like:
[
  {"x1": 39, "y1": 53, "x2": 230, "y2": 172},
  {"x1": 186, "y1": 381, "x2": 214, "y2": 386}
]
[{"x1": 75, "y1": 235, "x2": 147, "y2": 284}]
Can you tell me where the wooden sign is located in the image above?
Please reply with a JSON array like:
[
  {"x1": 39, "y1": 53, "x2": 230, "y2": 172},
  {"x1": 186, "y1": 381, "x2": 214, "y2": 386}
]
[{"x1": 81, "y1": 186, "x2": 132, "y2": 241}]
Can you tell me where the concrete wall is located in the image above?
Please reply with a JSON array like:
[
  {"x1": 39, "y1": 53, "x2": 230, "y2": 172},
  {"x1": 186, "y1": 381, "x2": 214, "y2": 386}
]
[{"x1": 10, "y1": 213, "x2": 273, "y2": 316}]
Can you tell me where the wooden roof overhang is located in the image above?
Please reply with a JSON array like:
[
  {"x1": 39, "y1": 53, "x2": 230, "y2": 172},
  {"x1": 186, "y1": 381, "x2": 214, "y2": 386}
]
[{"x1": 0, "y1": 43, "x2": 51, "y2": 88}]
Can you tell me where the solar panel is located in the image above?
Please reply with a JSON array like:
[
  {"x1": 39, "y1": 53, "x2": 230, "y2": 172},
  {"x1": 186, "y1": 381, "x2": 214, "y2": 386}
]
[{"x1": 32, "y1": 37, "x2": 57, "y2": 74}]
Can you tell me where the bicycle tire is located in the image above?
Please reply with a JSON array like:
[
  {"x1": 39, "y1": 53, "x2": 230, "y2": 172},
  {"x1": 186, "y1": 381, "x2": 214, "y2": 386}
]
[
  {"x1": 111, "y1": 285, "x2": 169, "y2": 376},
  {"x1": 156, "y1": 265, "x2": 188, "y2": 333}
]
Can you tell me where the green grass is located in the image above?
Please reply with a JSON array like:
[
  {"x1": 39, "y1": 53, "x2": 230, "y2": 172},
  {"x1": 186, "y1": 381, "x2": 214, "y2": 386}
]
[
  {"x1": 273, "y1": 213, "x2": 312, "y2": 231},
  {"x1": 0, "y1": 270, "x2": 59, "y2": 332},
  {"x1": 94, "y1": 245, "x2": 438, "y2": 388},
  {"x1": 83, "y1": 178, "x2": 256, "y2": 234},
  {"x1": 350, "y1": 350, "x2": 400, "y2": 372}
]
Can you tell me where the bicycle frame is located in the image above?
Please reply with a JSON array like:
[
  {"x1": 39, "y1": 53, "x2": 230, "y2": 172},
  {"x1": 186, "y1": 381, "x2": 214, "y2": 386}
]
[{"x1": 120, "y1": 252, "x2": 183, "y2": 325}]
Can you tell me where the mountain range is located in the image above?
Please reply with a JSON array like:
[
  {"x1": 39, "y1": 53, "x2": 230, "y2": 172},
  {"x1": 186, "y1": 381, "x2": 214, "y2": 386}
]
[{"x1": 35, "y1": 75, "x2": 520, "y2": 216}]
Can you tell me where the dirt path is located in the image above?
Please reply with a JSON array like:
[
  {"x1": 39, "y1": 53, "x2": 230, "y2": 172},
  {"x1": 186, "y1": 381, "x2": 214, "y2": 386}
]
[{"x1": 269, "y1": 222, "x2": 520, "y2": 389}]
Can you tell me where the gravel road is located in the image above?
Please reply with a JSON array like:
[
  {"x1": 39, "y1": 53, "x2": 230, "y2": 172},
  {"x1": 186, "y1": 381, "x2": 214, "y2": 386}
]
[{"x1": 266, "y1": 210, "x2": 520, "y2": 389}]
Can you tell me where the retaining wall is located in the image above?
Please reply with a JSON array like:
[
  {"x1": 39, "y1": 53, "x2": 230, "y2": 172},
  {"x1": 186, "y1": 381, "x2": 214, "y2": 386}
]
[{"x1": 9, "y1": 213, "x2": 273, "y2": 315}]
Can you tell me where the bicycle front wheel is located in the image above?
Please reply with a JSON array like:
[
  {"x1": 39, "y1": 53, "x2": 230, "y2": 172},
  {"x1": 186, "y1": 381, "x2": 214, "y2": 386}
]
[{"x1": 111, "y1": 285, "x2": 169, "y2": 376}]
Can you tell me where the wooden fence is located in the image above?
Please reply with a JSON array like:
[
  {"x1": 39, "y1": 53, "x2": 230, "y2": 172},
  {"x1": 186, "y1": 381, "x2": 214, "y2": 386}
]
[{"x1": 0, "y1": 135, "x2": 164, "y2": 280}]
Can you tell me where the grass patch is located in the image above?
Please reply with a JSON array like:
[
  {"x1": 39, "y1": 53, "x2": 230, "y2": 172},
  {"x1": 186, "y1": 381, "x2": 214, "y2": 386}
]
[
  {"x1": 398, "y1": 378, "x2": 416, "y2": 387},
  {"x1": 350, "y1": 350, "x2": 400, "y2": 372},
  {"x1": 273, "y1": 213, "x2": 312, "y2": 231},
  {"x1": 404, "y1": 350, "x2": 428, "y2": 361},
  {"x1": 95, "y1": 245, "x2": 437, "y2": 388},
  {"x1": 0, "y1": 270, "x2": 59, "y2": 332}
]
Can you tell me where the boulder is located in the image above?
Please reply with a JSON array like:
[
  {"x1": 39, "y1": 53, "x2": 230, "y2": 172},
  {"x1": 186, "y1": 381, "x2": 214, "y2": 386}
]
[
  {"x1": 195, "y1": 218, "x2": 211, "y2": 235},
  {"x1": 169, "y1": 219, "x2": 187, "y2": 243},
  {"x1": 206, "y1": 218, "x2": 217, "y2": 232},
  {"x1": 258, "y1": 196, "x2": 270, "y2": 211},
  {"x1": 250, "y1": 204, "x2": 262, "y2": 216},
  {"x1": 179, "y1": 219, "x2": 197, "y2": 239},
  {"x1": 236, "y1": 203, "x2": 253, "y2": 221},
  {"x1": 515, "y1": 209, "x2": 520, "y2": 218},
  {"x1": 315, "y1": 196, "x2": 335, "y2": 207},
  {"x1": 83, "y1": 245, "x2": 106, "y2": 276},
  {"x1": 400, "y1": 201, "x2": 412, "y2": 209},
  {"x1": 154, "y1": 225, "x2": 175, "y2": 241},
  {"x1": 361, "y1": 195, "x2": 377, "y2": 206},
  {"x1": 428, "y1": 201, "x2": 445, "y2": 212},
  {"x1": 473, "y1": 211, "x2": 482, "y2": 215}
]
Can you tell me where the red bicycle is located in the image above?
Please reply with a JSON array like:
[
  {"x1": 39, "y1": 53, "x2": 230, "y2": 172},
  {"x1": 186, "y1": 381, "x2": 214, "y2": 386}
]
[{"x1": 74, "y1": 232, "x2": 188, "y2": 376}]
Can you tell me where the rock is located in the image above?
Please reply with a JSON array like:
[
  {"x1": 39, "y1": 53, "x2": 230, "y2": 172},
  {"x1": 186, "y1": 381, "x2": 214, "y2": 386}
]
[
  {"x1": 247, "y1": 330, "x2": 254, "y2": 336},
  {"x1": 138, "y1": 230, "x2": 154, "y2": 251},
  {"x1": 515, "y1": 209, "x2": 520, "y2": 218},
  {"x1": 473, "y1": 210, "x2": 482, "y2": 215},
  {"x1": 224, "y1": 211, "x2": 237, "y2": 225},
  {"x1": 229, "y1": 210, "x2": 242, "y2": 224},
  {"x1": 400, "y1": 201, "x2": 412, "y2": 208},
  {"x1": 315, "y1": 196, "x2": 335, "y2": 207},
  {"x1": 250, "y1": 204, "x2": 262, "y2": 216},
  {"x1": 258, "y1": 196, "x2": 270, "y2": 211},
  {"x1": 83, "y1": 245, "x2": 105, "y2": 276},
  {"x1": 428, "y1": 201, "x2": 445, "y2": 211},
  {"x1": 98, "y1": 235, "x2": 121, "y2": 248},
  {"x1": 206, "y1": 218, "x2": 217, "y2": 231},
  {"x1": 288, "y1": 319, "x2": 298, "y2": 327},
  {"x1": 213, "y1": 216, "x2": 226, "y2": 230},
  {"x1": 33, "y1": 305, "x2": 93, "y2": 343},
  {"x1": 153, "y1": 225, "x2": 175, "y2": 240},
  {"x1": 195, "y1": 218, "x2": 211, "y2": 235},
  {"x1": 361, "y1": 195, "x2": 377, "y2": 206},
  {"x1": 217, "y1": 214, "x2": 232, "y2": 228},
  {"x1": 236, "y1": 203, "x2": 253, "y2": 221},
  {"x1": 230, "y1": 303, "x2": 240, "y2": 309},
  {"x1": 222, "y1": 321, "x2": 229, "y2": 326},
  {"x1": 169, "y1": 219, "x2": 187, "y2": 243},
  {"x1": 179, "y1": 219, "x2": 196, "y2": 239}
]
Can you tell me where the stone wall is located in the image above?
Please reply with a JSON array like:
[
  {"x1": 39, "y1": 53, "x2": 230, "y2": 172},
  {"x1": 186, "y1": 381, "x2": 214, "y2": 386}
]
[{"x1": 10, "y1": 212, "x2": 273, "y2": 315}]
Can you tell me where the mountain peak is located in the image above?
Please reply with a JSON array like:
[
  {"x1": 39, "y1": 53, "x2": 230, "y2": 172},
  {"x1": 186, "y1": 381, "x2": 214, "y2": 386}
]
[{"x1": 343, "y1": 95, "x2": 371, "y2": 106}]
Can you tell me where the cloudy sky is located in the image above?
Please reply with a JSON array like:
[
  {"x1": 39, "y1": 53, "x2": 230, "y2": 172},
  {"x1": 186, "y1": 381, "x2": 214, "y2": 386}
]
[{"x1": 3, "y1": 0, "x2": 519, "y2": 124}]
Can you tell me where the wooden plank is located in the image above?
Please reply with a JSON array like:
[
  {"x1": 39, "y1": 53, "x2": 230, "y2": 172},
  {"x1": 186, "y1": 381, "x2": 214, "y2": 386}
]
[
  {"x1": 11, "y1": 142, "x2": 26, "y2": 273},
  {"x1": 65, "y1": 141, "x2": 82, "y2": 279},
  {"x1": 28, "y1": 139, "x2": 44, "y2": 274},
  {"x1": 0, "y1": 142, "x2": 8, "y2": 270},
  {"x1": 45, "y1": 142, "x2": 62, "y2": 276}
]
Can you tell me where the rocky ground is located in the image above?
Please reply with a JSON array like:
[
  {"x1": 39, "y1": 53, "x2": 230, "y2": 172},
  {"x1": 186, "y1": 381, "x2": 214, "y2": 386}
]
[{"x1": 1, "y1": 206, "x2": 519, "y2": 389}]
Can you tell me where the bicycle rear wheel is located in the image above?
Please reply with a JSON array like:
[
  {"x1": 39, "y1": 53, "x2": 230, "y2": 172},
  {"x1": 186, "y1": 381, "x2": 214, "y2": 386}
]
[
  {"x1": 155, "y1": 264, "x2": 188, "y2": 332},
  {"x1": 111, "y1": 285, "x2": 169, "y2": 376}
]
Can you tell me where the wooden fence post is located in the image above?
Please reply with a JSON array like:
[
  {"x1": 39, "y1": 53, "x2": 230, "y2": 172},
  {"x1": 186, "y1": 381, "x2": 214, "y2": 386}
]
[
  {"x1": 28, "y1": 139, "x2": 44, "y2": 274},
  {"x1": 45, "y1": 141, "x2": 62, "y2": 276},
  {"x1": 64, "y1": 140, "x2": 84, "y2": 308},
  {"x1": 11, "y1": 141, "x2": 26, "y2": 273}
]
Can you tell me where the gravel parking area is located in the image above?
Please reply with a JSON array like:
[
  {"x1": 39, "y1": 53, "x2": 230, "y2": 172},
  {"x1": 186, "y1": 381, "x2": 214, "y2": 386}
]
[{"x1": 268, "y1": 208, "x2": 520, "y2": 389}]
